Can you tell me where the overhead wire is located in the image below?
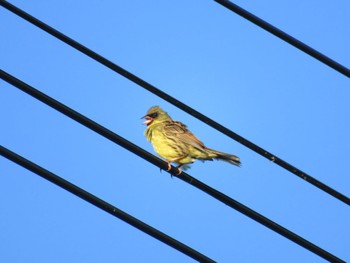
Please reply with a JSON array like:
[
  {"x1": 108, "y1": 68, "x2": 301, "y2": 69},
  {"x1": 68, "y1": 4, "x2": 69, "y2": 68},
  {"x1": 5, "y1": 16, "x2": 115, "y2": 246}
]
[
  {"x1": 0, "y1": 69, "x2": 345, "y2": 263},
  {"x1": 0, "y1": 0, "x2": 348, "y2": 206},
  {"x1": 0, "y1": 146, "x2": 216, "y2": 263},
  {"x1": 214, "y1": 0, "x2": 350, "y2": 78}
]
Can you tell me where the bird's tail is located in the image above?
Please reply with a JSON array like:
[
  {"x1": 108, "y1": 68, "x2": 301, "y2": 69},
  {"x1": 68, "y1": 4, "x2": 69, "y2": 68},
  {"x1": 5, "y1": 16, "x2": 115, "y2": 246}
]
[{"x1": 206, "y1": 148, "x2": 241, "y2": 167}]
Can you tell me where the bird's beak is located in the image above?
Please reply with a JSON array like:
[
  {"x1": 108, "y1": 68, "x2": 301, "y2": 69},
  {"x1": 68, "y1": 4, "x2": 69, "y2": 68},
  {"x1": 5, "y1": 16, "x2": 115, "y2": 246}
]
[{"x1": 141, "y1": 115, "x2": 153, "y2": 125}]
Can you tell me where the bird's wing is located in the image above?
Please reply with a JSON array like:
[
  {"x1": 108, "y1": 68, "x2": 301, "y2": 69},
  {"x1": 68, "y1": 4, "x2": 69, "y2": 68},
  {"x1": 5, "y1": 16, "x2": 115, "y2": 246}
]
[{"x1": 163, "y1": 121, "x2": 206, "y2": 150}]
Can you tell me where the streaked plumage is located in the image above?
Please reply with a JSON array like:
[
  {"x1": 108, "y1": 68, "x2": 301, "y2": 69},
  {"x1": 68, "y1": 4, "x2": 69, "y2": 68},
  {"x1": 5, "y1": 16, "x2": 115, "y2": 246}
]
[{"x1": 143, "y1": 106, "x2": 241, "y2": 173}]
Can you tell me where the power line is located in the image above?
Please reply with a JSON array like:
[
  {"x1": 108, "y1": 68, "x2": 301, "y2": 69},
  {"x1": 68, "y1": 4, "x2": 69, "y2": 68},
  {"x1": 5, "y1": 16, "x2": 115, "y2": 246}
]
[
  {"x1": 0, "y1": 69, "x2": 345, "y2": 263},
  {"x1": 0, "y1": 146, "x2": 216, "y2": 263},
  {"x1": 1, "y1": 1, "x2": 348, "y2": 206},
  {"x1": 214, "y1": 0, "x2": 350, "y2": 78}
]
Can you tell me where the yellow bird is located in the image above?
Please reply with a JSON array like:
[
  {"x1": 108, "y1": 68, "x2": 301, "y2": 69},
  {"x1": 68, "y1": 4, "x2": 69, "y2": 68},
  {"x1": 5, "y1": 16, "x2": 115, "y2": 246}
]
[{"x1": 143, "y1": 106, "x2": 241, "y2": 174}]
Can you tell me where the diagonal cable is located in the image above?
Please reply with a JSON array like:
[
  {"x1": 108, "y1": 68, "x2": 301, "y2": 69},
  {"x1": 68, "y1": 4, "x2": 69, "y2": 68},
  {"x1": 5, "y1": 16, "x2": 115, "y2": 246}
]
[
  {"x1": 0, "y1": 0, "x2": 348, "y2": 206},
  {"x1": 0, "y1": 69, "x2": 345, "y2": 263},
  {"x1": 214, "y1": 0, "x2": 350, "y2": 78},
  {"x1": 0, "y1": 146, "x2": 216, "y2": 263}
]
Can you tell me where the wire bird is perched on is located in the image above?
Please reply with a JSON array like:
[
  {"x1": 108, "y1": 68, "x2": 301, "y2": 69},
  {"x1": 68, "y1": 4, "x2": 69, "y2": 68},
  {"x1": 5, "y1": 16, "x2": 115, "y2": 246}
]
[{"x1": 143, "y1": 106, "x2": 241, "y2": 174}]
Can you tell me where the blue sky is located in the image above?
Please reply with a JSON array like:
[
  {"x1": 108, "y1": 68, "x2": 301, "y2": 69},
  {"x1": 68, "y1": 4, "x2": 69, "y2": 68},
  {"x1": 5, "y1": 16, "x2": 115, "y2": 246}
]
[{"x1": 1, "y1": 1, "x2": 349, "y2": 262}]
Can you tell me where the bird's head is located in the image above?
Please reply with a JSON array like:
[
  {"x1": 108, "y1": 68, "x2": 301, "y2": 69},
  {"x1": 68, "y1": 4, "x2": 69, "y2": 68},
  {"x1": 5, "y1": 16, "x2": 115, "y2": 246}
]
[{"x1": 142, "y1": 106, "x2": 172, "y2": 126}]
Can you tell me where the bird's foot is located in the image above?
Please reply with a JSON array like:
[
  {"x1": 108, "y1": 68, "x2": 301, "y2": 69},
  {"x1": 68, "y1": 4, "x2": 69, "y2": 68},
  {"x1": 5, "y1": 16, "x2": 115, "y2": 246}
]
[
  {"x1": 175, "y1": 165, "x2": 182, "y2": 175},
  {"x1": 165, "y1": 161, "x2": 172, "y2": 171},
  {"x1": 159, "y1": 161, "x2": 171, "y2": 174},
  {"x1": 164, "y1": 161, "x2": 182, "y2": 176}
]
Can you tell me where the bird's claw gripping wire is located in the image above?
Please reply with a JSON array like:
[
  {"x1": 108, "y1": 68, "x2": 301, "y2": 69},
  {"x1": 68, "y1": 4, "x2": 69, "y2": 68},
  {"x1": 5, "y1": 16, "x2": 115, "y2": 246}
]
[{"x1": 164, "y1": 160, "x2": 182, "y2": 176}]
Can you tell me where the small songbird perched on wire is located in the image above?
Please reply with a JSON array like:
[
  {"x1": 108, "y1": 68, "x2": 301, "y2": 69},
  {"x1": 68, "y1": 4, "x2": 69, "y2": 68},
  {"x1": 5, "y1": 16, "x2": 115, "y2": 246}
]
[{"x1": 143, "y1": 106, "x2": 241, "y2": 174}]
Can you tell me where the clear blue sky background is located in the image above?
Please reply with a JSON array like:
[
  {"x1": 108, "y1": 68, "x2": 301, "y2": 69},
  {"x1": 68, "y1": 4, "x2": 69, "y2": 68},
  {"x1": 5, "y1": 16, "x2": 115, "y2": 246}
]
[{"x1": 1, "y1": 1, "x2": 349, "y2": 262}]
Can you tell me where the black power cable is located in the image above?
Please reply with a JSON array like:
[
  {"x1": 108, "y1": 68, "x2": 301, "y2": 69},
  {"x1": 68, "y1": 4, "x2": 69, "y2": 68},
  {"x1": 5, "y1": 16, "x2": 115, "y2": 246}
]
[
  {"x1": 0, "y1": 1, "x2": 348, "y2": 206},
  {"x1": 0, "y1": 69, "x2": 345, "y2": 263},
  {"x1": 0, "y1": 146, "x2": 216, "y2": 263},
  {"x1": 214, "y1": 0, "x2": 350, "y2": 78}
]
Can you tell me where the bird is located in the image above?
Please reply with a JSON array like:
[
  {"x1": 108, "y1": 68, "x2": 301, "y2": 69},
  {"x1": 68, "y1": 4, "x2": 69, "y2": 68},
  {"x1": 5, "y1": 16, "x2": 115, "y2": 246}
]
[{"x1": 142, "y1": 106, "x2": 241, "y2": 174}]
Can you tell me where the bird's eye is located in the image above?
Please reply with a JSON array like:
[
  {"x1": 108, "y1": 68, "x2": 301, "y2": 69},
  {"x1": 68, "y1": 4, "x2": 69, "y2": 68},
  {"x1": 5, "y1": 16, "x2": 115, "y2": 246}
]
[{"x1": 149, "y1": 112, "x2": 158, "y2": 118}]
